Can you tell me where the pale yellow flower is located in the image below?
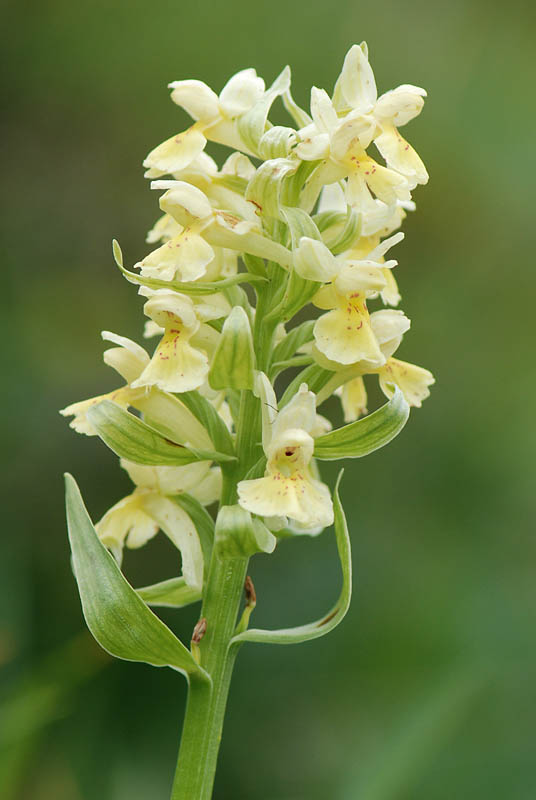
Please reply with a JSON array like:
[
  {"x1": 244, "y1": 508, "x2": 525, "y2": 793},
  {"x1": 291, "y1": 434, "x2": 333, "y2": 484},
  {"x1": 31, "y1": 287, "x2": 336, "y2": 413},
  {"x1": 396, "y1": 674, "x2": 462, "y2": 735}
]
[
  {"x1": 131, "y1": 289, "x2": 215, "y2": 394},
  {"x1": 60, "y1": 332, "x2": 150, "y2": 435},
  {"x1": 377, "y1": 357, "x2": 435, "y2": 407},
  {"x1": 238, "y1": 380, "x2": 333, "y2": 529},
  {"x1": 96, "y1": 460, "x2": 207, "y2": 586},
  {"x1": 332, "y1": 44, "x2": 428, "y2": 186},
  {"x1": 152, "y1": 180, "x2": 293, "y2": 267},
  {"x1": 143, "y1": 68, "x2": 268, "y2": 175}
]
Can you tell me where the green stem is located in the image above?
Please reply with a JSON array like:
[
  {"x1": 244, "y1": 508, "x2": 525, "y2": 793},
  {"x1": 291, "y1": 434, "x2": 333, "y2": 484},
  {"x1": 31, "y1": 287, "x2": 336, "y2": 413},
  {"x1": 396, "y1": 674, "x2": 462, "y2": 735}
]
[
  {"x1": 171, "y1": 268, "x2": 283, "y2": 798},
  {"x1": 171, "y1": 552, "x2": 248, "y2": 800}
]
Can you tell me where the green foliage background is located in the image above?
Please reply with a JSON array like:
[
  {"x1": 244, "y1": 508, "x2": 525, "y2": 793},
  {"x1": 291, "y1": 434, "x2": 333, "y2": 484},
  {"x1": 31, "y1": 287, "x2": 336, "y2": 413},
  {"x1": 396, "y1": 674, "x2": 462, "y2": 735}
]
[{"x1": 1, "y1": 0, "x2": 535, "y2": 797}]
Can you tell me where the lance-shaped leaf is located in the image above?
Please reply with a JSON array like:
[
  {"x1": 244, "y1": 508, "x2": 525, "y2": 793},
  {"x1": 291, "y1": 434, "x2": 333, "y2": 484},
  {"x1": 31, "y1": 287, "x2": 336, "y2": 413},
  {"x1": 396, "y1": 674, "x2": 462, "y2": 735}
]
[
  {"x1": 137, "y1": 577, "x2": 201, "y2": 609},
  {"x1": 314, "y1": 385, "x2": 409, "y2": 460},
  {"x1": 209, "y1": 307, "x2": 255, "y2": 391},
  {"x1": 179, "y1": 390, "x2": 235, "y2": 458},
  {"x1": 65, "y1": 475, "x2": 208, "y2": 680},
  {"x1": 87, "y1": 400, "x2": 236, "y2": 466},
  {"x1": 113, "y1": 239, "x2": 266, "y2": 295},
  {"x1": 230, "y1": 472, "x2": 350, "y2": 646},
  {"x1": 280, "y1": 364, "x2": 335, "y2": 408}
]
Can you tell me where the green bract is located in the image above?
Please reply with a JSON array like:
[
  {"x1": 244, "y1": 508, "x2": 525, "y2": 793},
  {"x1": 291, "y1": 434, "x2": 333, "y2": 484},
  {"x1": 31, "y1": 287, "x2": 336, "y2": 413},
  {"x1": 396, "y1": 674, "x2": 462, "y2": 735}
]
[{"x1": 65, "y1": 474, "x2": 209, "y2": 680}]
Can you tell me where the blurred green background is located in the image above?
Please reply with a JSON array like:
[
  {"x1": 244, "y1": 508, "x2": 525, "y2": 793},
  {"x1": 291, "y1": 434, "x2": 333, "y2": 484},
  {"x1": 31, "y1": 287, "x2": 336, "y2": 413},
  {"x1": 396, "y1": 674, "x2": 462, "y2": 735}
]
[{"x1": 1, "y1": 0, "x2": 535, "y2": 797}]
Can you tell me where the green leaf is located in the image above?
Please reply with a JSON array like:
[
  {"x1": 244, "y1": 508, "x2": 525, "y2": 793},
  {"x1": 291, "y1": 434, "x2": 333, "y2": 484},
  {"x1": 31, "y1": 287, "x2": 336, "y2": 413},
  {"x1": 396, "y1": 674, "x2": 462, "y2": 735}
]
[
  {"x1": 112, "y1": 241, "x2": 266, "y2": 295},
  {"x1": 133, "y1": 390, "x2": 212, "y2": 450},
  {"x1": 208, "y1": 306, "x2": 256, "y2": 391},
  {"x1": 279, "y1": 364, "x2": 335, "y2": 408},
  {"x1": 241, "y1": 253, "x2": 267, "y2": 278},
  {"x1": 230, "y1": 472, "x2": 350, "y2": 646},
  {"x1": 137, "y1": 577, "x2": 201, "y2": 609},
  {"x1": 314, "y1": 385, "x2": 410, "y2": 460},
  {"x1": 179, "y1": 391, "x2": 235, "y2": 458},
  {"x1": 87, "y1": 400, "x2": 236, "y2": 466},
  {"x1": 271, "y1": 355, "x2": 314, "y2": 378},
  {"x1": 65, "y1": 475, "x2": 208, "y2": 679},
  {"x1": 271, "y1": 319, "x2": 315, "y2": 369}
]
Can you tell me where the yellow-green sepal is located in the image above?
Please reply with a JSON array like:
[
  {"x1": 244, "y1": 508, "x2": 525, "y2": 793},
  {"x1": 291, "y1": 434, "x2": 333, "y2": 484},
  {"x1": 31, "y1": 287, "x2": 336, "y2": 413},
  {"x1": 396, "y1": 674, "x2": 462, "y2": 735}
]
[{"x1": 208, "y1": 306, "x2": 256, "y2": 391}]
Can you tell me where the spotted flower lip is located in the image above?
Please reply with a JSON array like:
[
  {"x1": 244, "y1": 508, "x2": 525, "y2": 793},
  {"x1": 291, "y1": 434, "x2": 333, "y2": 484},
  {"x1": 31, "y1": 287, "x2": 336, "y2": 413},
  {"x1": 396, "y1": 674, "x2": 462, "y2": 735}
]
[
  {"x1": 131, "y1": 289, "x2": 211, "y2": 394},
  {"x1": 237, "y1": 379, "x2": 334, "y2": 529}
]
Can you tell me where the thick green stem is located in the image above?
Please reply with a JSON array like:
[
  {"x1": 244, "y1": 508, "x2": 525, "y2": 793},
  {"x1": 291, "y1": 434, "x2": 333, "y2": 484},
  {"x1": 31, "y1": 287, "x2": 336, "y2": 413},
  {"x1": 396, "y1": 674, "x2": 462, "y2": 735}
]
[{"x1": 171, "y1": 553, "x2": 248, "y2": 800}]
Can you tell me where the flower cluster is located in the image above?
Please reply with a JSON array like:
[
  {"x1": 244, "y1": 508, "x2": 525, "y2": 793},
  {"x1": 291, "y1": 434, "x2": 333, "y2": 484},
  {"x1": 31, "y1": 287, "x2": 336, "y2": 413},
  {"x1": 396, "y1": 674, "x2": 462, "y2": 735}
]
[{"x1": 62, "y1": 44, "x2": 433, "y2": 603}]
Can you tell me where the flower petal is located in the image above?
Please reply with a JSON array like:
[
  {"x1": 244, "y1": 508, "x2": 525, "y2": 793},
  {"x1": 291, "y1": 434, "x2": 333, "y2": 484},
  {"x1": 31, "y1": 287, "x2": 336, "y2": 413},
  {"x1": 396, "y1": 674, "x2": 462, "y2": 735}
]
[
  {"x1": 378, "y1": 358, "x2": 435, "y2": 407},
  {"x1": 237, "y1": 472, "x2": 333, "y2": 527},
  {"x1": 143, "y1": 127, "x2": 207, "y2": 175},
  {"x1": 101, "y1": 332, "x2": 150, "y2": 383},
  {"x1": 136, "y1": 228, "x2": 215, "y2": 282},
  {"x1": 374, "y1": 84, "x2": 426, "y2": 127},
  {"x1": 375, "y1": 125, "x2": 429, "y2": 185},
  {"x1": 168, "y1": 79, "x2": 220, "y2": 121},
  {"x1": 219, "y1": 68, "x2": 265, "y2": 117},
  {"x1": 314, "y1": 300, "x2": 385, "y2": 366},
  {"x1": 333, "y1": 43, "x2": 377, "y2": 113}
]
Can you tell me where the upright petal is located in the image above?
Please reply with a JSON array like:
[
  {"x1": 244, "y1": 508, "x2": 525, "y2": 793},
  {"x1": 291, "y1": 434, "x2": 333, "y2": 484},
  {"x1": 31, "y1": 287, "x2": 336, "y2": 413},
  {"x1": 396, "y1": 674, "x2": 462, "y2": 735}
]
[
  {"x1": 333, "y1": 43, "x2": 377, "y2": 113},
  {"x1": 219, "y1": 68, "x2": 265, "y2": 117}
]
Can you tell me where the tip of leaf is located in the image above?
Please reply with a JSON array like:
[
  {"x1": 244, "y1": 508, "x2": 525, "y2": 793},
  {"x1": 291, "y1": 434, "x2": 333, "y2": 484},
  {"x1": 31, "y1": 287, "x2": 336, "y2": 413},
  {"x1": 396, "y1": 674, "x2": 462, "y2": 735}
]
[{"x1": 112, "y1": 239, "x2": 123, "y2": 267}]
